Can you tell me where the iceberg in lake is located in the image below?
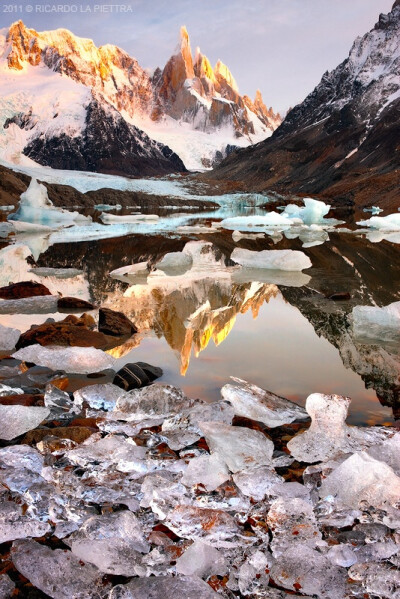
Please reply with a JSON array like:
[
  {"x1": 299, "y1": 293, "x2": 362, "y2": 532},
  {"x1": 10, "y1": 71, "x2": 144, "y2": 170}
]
[
  {"x1": 357, "y1": 212, "x2": 400, "y2": 231},
  {"x1": 352, "y1": 301, "x2": 400, "y2": 345},
  {"x1": 231, "y1": 248, "x2": 312, "y2": 271},
  {"x1": 283, "y1": 197, "x2": 331, "y2": 225},
  {"x1": 8, "y1": 178, "x2": 91, "y2": 229}
]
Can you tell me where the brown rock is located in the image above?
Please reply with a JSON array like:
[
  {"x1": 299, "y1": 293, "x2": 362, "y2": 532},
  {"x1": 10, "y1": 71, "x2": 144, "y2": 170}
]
[
  {"x1": 16, "y1": 315, "x2": 112, "y2": 350},
  {"x1": 58, "y1": 297, "x2": 96, "y2": 311},
  {"x1": 0, "y1": 281, "x2": 51, "y2": 299},
  {"x1": 98, "y1": 307, "x2": 137, "y2": 337},
  {"x1": 23, "y1": 426, "x2": 96, "y2": 445},
  {"x1": 0, "y1": 394, "x2": 43, "y2": 406}
]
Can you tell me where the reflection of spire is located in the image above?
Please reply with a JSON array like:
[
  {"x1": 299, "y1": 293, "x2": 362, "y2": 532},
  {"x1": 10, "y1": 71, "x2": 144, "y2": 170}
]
[{"x1": 105, "y1": 242, "x2": 279, "y2": 375}]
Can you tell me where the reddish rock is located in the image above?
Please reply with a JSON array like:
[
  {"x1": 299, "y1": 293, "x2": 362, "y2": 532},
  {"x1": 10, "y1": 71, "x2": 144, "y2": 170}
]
[
  {"x1": 98, "y1": 307, "x2": 137, "y2": 337},
  {"x1": 16, "y1": 314, "x2": 112, "y2": 350},
  {"x1": 58, "y1": 297, "x2": 95, "y2": 311},
  {"x1": 0, "y1": 281, "x2": 51, "y2": 299},
  {"x1": 23, "y1": 426, "x2": 96, "y2": 445},
  {"x1": 0, "y1": 394, "x2": 43, "y2": 406}
]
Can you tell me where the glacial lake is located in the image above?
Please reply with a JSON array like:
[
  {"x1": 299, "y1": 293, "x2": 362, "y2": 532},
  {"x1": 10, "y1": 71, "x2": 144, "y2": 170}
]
[{"x1": 1, "y1": 187, "x2": 399, "y2": 427}]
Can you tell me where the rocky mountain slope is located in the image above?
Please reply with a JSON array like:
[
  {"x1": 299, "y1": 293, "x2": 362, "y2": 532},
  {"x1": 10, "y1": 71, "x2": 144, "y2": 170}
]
[
  {"x1": 210, "y1": 1, "x2": 400, "y2": 208},
  {"x1": 0, "y1": 21, "x2": 280, "y2": 173}
]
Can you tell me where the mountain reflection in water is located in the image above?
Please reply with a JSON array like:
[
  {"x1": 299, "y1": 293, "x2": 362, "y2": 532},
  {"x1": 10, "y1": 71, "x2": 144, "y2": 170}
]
[{"x1": 24, "y1": 230, "x2": 400, "y2": 425}]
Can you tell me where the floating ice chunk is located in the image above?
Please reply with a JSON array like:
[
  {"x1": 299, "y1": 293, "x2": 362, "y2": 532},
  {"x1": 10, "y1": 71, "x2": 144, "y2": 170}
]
[
  {"x1": 0, "y1": 323, "x2": 20, "y2": 351},
  {"x1": 74, "y1": 384, "x2": 128, "y2": 411},
  {"x1": 176, "y1": 540, "x2": 227, "y2": 578},
  {"x1": 8, "y1": 179, "x2": 91, "y2": 229},
  {"x1": 69, "y1": 511, "x2": 149, "y2": 575},
  {"x1": 232, "y1": 230, "x2": 265, "y2": 242},
  {"x1": 109, "y1": 575, "x2": 220, "y2": 599},
  {"x1": 0, "y1": 405, "x2": 50, "y2": 440},
  {"x1": 165, "y1": 505, "x2": 243, "y2": 547},
  {"x1": 0, "y1": 499, "x2": 51, "y2": 543},
  {"x1": 357, "y1": 212, "x2": 400, "y2": 231},
  {"x1": 233, "y1": 466, "x2": 283, "y2": 501},
  {"x1": 29, "y1": 267, "x2": 84, "y2": 279},
  {"x1": 221, "y1": 377, "x2": 308, "y2": 427},
  {"x1": 0, "y1": 295, "x2": 58, "y2": 314},
  {"x1": 155, "y1": 251, "x2": 193, "y2": 275},
  {"x1": 320, "y1": 452, "x2": 400, "y2": 509},
  {"x1": 269, "y1": 544, "x2": 346, "y2": 599},
  {"x1": 352, "y1": 301, "x2": 400, "y2": 345},
  {"x1": 363, "y1": 206, "x2": 383, "y2": 215},
  {"x1": 181, "y1": 453, "x2": 230, "y2": 492},
  {"x1": 268, "y1": 497, "x2": 323, "y2": 557},
  {"x1": 199, "y1": 422, "x2": 274, "y2": 473},
  {"x1": 220, "y1": 212, "x2": 296, "y2": 231},
  {"x1": 94, "y1": 204, "x2": 122, "y2": 211},
  {"x1": 12, "y1": 539, "x2": 109, "y2": 599},
  {"x1": 231, "y1": 248, "x2": 312, "y2": 271},
  {"x1": 287, "y1": 393, "x2": 391, "y2": 463},
  {"x1": 101, "y1": 212, "x2": 159, "y2": 223},
  {"x1": 0, "y1": 574, "x2": 15, "y2": 598},
  {"x1": 13, "y1": 345, "x2": 116, "y2": 373},
  {"x1": 283, "y1": 198, "x2": 332, "y2": 225},
  {"x1": 109, "y1": 262, "x2": 149, "y2": 283}
]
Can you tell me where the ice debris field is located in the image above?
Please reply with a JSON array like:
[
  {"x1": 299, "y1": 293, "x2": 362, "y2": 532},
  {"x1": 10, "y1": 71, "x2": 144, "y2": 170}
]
[{"x1": 0, "y1": 371, "x2": 400, "y2": 598}]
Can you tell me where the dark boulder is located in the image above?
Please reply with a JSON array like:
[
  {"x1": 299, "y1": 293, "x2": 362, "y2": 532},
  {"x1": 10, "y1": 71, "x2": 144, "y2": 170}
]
[
  {"x1": 58, "y1": 297, "x2": 96, "y2": 311},
  {"x1": 98, "y1": 307, "x2": 137, "y2": 337},
  {"x1": 113, "y1": 362, "x2": 163, "y2": 391}
]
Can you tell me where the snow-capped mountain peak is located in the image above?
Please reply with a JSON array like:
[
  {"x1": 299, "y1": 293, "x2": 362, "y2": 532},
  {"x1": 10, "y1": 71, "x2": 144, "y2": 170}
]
[{"x1": 0, "y1": 20, "x2": 281, "y2": 172}]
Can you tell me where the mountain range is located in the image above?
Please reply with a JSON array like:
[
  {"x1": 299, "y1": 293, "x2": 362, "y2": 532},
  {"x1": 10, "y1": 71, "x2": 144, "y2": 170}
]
[
  {"x1": 0, "y1": 22, "x2": 280, "y2": 174},
  {"x1": 211, "y1": 1, "x2": 400, "y2": 209}
]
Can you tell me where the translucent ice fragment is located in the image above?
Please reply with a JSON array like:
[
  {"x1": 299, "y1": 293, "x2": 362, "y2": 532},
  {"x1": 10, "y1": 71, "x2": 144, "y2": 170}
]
[
  {"x1": 0, "y1": 574, "x2": 15, "y2": 598},
  {"x1": 74, "y1": 383, "x2": 128, "y2": 411},
  {"x1": 0, "y1": 405, "x2": 50, "y2": 440},
  {"x1": 12, "y1": 539, "x2": 109, "y2": 599},
  {"x1": 13, "y1": 345, "x2": 116, "y2": 373},
  {"x1": 176, "y1": 540, "x2": 226, "y2": 578},
  {"x1": 233, "y1": 466, "x2": 283, "y2": 501},
  {"x1": 367, "y1": 433, "x2": 400, "y2": 474},
  {"x1": 165, "y1": 505, "x2": 243, "y2": 547},
  {"x1": 319, "y1": 452, "x2": 400, "y2": 509},
  {"x1": 69, "y1": 511, "x2": 149, "y2": 575},
  {"x1": 352, "y1": 301, "x2": 400, "y2": 345},
  {"x1": 199, "y1": 421, "x2": 274, "y2": 473},
  {"x1": 109, "y1": 575, "x2": 220, "y2": 599},
  {"x1": 287, "y1": 393, "x2": 391, "y2": 463},
  {"x1": 140, "y1": 474, "x2": 189, "y2": 519},
  {"x1": 115, "y1": 384, "x2": 193, "y2": 419},
  {"x1": 267, "y1": 497, "x2": 323, "y2": 557},
  {"x1": 0, "y1": 499, "x2": 50, "y2": 543},
  {"x1": 181, "y1": 453, "x2": 230, "y2": 492},
  {"x1": 231, "y1": 248, "x2": 312, "y2": 271},
  {"x1": 270, "y1": 544, "x2": 346, "y2": 599},
  {"x1": 0, "y1": 323, "x2": 20, "y2": 351},
  {"x1": 221, "y1": 377, "x2": 308, "y2": 427},
  {"x1": 0, "y1": 295, "x2": 58, "y2": 314},
  {"x1": 8, "y1": 178, "x2": 91, "y2": 229}
]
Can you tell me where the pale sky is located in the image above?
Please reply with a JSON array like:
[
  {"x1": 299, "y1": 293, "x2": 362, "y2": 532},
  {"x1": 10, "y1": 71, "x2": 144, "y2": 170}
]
[{"x1": 7, "y1": 0, "x2": 395, "y2": 113}]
